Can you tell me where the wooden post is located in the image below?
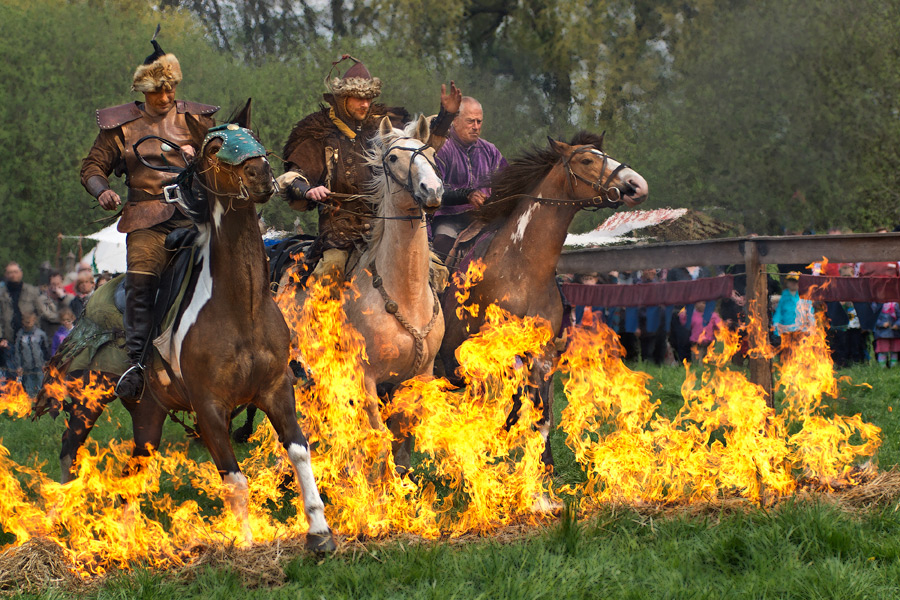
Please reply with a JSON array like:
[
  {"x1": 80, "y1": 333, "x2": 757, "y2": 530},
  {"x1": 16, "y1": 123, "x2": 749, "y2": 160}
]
[{"x1": 744, "y1": 240, "x2": 774, "y2": 406}]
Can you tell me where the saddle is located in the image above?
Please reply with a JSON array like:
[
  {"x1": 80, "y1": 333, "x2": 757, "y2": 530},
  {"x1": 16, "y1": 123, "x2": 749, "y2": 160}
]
[
  {"x1": 445, "y1": 220, "x2": 502, "y2": 284},
  {"x1": 266, "y1": 234, "x2": 317, "y2": 290},
  {"x1": 42, "y1": 227, "x2": 200, "y2": 384}
]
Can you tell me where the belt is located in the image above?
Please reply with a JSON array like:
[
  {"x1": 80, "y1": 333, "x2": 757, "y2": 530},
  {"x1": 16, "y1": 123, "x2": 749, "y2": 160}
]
[{"x1": 127, "y1": 188, "x2": 165, "y2": 203}]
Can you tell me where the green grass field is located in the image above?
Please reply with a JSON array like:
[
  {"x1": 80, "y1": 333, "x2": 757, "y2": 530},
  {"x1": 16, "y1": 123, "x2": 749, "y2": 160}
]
[{"x1": 4, "y1": 361, "x2": 900, "y2": 599}]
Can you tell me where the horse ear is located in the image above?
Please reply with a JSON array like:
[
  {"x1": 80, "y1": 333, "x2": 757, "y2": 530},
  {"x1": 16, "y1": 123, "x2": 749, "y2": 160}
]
[
  {"x1": 379, "y1": 115, "x2": 393, "y2": 138},
  {"x1": 548, "y1": 137, "x2": 568, "y2": 156},
  {"x1": 185, "y1": 113, "x2": 209, "y2": 148},
  {"x1": 233, "y1": 98, "x2": 252, "y2": 130},
  {"x1": 597, "y1": 131, "x2": 605, "y2": 151},
  {"x1": 414, "y1": 114, "x2": 430, "y2": 143}
]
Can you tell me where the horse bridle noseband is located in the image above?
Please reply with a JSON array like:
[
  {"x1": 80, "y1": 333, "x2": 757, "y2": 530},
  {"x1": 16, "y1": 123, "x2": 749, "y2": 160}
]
[
  {"x1": 382, "y1": 142, "x2": 439, "y2": 212},
  {"x1": 559, "y1": 146, "x2": 629, "y2": 209}
]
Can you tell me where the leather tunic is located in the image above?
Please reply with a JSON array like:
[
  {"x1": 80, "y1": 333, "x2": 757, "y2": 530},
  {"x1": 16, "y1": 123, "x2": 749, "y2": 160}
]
[{"x1": 81, "y1": 100, "x2": 218, "y2": 233}]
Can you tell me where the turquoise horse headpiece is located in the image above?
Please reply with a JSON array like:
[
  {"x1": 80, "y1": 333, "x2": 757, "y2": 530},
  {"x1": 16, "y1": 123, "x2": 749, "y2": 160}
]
[{"x1": 201, "y1": 123, "x2": 267, "y2": 165}]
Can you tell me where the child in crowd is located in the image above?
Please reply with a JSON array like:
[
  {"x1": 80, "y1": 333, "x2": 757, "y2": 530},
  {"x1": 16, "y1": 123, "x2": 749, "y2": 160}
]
[
  {"x1": 679, "y1": 300, "x2": 723, "y2": 361},
  {"x1": 14, "y1": 313, "x2": 49, "y2": 396},
  {"x1": 873, "y1": 302, "x2": 900, "y2": 367},
  {"x1": 772, "y1": 272, "x2": 815, "y2": 361},
  {"x1": 51, "y1": 308, "x2": 75, "y2": 356}
]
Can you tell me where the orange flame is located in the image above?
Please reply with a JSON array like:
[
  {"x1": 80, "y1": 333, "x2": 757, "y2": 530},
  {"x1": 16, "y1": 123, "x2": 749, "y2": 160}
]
[{"x1": 0, "y1": 259, "x2": 882, "y2": 577}]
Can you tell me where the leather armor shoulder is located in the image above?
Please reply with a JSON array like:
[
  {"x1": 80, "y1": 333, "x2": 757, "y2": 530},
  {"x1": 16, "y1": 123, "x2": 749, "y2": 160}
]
[
  {"x1": 177, "y1": 100, "x2": 220, "y2": 116},
  {"x1": 96, "y1": 102, "x2": 143, "y2": 130}
]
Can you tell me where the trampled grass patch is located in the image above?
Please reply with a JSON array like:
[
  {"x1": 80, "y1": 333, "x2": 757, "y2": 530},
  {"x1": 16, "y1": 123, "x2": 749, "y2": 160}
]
[{"x1": 3, "y1": 361, "x2": 900, "y2": 598}]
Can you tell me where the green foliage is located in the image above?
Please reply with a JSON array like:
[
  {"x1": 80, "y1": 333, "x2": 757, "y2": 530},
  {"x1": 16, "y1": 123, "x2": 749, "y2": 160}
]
[
  {"x1": 628, "y1": 0, "x2": 900, "y2": 234},
  {"x1": 2, "y1": 0, "x2": 899, "y2": 273}
]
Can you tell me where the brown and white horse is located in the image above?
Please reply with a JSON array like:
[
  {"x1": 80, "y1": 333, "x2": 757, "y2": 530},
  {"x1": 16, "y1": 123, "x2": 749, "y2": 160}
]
[
  {"x1": 440, "y1": 132, "x2": 648, "y2": 470},
  {"x1": 44, "y1": 102, "x2": 335, "y2": 552},
  {"x1": 286, "y1": 115, "x2": 444, "y2": 469}
]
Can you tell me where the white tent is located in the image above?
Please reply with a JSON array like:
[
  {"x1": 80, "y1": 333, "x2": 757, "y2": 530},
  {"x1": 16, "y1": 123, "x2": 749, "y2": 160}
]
[
  {"x1": 82, "y1": 218, "x2": 127, "y2": 274},
  {"x1": 564, "y1": 208, "x2": 688, "y2": 247}
]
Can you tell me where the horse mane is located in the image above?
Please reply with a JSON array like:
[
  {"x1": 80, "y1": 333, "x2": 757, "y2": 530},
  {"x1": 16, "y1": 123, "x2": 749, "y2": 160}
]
[
  {"x1": 475, "y1": 131, "x2": 604, "y2": 223},
  {"x1": 361, "y1": 119, "x2": 422, "y2": 253}
]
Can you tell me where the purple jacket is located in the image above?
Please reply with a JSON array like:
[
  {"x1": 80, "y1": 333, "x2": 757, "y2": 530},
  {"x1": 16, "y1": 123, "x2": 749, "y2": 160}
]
[{"x1": 435, "y1": 131, "x2": 507, "y2": 216}]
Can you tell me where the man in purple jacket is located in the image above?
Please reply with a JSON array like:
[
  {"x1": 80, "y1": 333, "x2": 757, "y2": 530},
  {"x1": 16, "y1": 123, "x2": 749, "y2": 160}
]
[{"x1": 432, "y1": 97, "x2": 508, "y2": 257}]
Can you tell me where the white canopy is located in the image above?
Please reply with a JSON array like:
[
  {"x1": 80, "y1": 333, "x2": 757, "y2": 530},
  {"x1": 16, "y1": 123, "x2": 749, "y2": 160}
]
[{"x1": 82, "y1": 219, "x2": 127, "y2": 274}]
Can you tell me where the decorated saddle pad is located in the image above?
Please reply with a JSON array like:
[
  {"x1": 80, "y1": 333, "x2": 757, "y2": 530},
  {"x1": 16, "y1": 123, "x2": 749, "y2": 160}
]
[{"x1": 43, "y1": 234, "x2": 200, "y2": 384}]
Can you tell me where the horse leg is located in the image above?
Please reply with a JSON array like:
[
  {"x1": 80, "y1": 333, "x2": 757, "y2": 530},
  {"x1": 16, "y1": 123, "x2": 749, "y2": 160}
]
[
  {"x1": 232, "y1": 404, "x2": 258, "y2": 443},
  {"x1": 533, "y1": 367, "x2": 556, "y2": 473},
  {"x1": 189, "y1": 398, "x2": 255, "y2": 544},
  {"x1": 124, "y1": 395, "x2": 168, "y2": 473},
  {"x1": 59, "y1": 381, "x2": 116, "y2": 484},
  {"x1": 504, "y1": 354, "x2": 555, "y2": 472},
  {"x1": 256, "y1": 377, "x2": 335, "y2": 553}
]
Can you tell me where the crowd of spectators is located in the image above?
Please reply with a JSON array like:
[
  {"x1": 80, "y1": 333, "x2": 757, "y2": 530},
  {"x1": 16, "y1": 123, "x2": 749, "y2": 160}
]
[
  {"x1": 564, "y1": 247, "x2": 900, "y2": 370},
  {"x1": 0, "y1": 260, "x2": 114, "y2": 395}
]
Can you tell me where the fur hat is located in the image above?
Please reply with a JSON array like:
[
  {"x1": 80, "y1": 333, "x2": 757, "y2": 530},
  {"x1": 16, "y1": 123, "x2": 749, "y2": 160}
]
[
  {"x1": 131, "y1": 26, "x2": 182, "y2": 93},
  {"x1": 329, "y1": 58, "x2": 381, "y2": 99}
]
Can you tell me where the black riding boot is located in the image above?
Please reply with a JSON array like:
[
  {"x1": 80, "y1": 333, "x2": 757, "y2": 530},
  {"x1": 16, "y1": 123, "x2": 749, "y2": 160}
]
[{"x1": 116, "y1": 273, "x2": 158, "y2": 401}]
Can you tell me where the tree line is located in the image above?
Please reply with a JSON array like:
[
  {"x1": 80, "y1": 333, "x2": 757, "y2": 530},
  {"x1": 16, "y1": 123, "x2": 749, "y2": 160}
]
[{"x1": 0, "y1": 0, "x2": 897, "y2": 276}]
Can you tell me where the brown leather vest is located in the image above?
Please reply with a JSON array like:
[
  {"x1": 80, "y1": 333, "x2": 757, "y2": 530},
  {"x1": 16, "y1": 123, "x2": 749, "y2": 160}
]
[
  {"x1": 121, "y1": 108, "x2": 192, "y2": 197},
  {"x1": 316, "y1": 130, "x2": 376, "y2": 250},
  {"x1": 116, "y1": 108, "x2": 192, "y2": 233}
]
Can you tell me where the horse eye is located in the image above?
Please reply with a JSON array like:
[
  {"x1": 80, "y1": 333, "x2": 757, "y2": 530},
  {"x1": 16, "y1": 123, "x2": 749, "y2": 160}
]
[
  {"x1": 389, "y1": 155, "x2": 399, "y2": 163},
  {"x1": 581, "y1": 158, "x2": 592, "y2": 165}
]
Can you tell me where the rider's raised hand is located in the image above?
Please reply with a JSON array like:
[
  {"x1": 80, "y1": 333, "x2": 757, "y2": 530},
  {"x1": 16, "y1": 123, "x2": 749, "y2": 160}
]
[
  {"x1": 306, "y1": 186, "x2": 330, "y2": 202},
  {"x1": 98, "y1": 189, "x2": 121, "y2": 210},
  {"x1": 441, "y1": 81, "x2": 462, "y2": 114}
]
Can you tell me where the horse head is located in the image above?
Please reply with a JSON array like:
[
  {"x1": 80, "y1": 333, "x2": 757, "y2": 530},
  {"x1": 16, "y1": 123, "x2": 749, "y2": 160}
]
[
  {"x1": 185, "y1": 99, "x2": 277, "y2": 212},
  {"x1": 373, "y1": 115, "x2": 443, "y2": 210},
  {"x1": 548, "y1": 132, "x2": 648, "y2": 209}
]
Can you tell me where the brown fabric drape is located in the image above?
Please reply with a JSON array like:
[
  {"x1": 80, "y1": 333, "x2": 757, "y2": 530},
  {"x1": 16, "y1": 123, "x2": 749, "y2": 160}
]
[
  {"x1": 799, "y1": 275, "x2": 900, "y2": 303},
  {"x1": 562, "y1": 276, "x2": 734, "y2": 308}
]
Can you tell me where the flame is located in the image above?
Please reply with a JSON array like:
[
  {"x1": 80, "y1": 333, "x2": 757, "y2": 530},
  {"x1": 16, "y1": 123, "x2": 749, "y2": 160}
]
[
  {"x1": 559, "y1": 309, "x2": 879, "y2": 508},
  {"x1": 0, "y1": 259, "x2": 882, "y2": 578}
]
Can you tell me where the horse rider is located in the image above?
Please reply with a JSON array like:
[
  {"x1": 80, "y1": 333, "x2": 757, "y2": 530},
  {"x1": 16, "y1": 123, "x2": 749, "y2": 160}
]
[
  {"x1": 80, "y1": 28, "x2": 218, "y2": 401},
  {"x1": 431, "y1": 96, "x2": 508, "y2": 258},
  {"x1": 279, "y1": 55, "x2": 462, "y2": 284}
]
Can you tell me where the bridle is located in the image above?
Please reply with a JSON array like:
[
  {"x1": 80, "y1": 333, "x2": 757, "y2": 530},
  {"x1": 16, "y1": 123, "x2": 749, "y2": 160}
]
[
  {"x1": 132, "y1": 124, "x2": 273, "y2": 214},
  {"x1": 381, "y1": 141, "x2": 439, "y2": 212},
  {"x1": 482, "y1": 142, "x2": 633, "y2": 212},
  {"x1": 560, "y1": 145, "x2": 629, "y2": 208}
]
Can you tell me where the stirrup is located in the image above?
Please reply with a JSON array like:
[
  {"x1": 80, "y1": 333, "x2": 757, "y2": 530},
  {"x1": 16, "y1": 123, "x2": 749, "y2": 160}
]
[{"x1": 116, "y1": 364, "x2": 146, "y2": 400}]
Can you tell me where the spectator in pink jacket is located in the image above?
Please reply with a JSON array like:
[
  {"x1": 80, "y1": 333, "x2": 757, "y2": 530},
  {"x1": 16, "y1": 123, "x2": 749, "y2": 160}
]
[{"x1": 679, "y1": 300, "x2": 723, "y2": 361}]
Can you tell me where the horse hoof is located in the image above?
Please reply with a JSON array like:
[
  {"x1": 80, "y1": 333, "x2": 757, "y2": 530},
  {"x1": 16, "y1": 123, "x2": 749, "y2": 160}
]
[{"x1": 306, "y1": 530, "x2": 337, "y2": 554}]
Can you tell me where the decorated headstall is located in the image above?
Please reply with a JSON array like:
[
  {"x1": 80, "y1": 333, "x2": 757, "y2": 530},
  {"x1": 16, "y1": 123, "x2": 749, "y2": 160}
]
[
  {"x1": 199, "y1": 123, "x2": 268, "y2": 166},
  {"x1": 382, "y1": 142, "x2": 438, "y2": 206},
  {"x1": 561, "y1": 145, "x2": 628, "y2": 210},
  {"x1": 132, "y1": 123, "x2": 268, "y2": 211}
]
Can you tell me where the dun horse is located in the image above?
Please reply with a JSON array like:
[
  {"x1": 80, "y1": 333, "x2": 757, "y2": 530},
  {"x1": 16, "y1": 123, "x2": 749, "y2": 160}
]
[
  {"x1": 38, "y1": 102, "x2": 335, "y2": 551},
  {"x1": 284, "y1": 115, "x2": 443, "y2": 470},
  {"x1": 440, "y1": 132, "x2": 648, "y2": 470}
]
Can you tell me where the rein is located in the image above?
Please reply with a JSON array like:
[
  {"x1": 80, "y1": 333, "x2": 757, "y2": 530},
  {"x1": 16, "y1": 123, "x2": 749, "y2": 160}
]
[{"x1": 481, "y1": 145, "x2": 631, "y2": 212}]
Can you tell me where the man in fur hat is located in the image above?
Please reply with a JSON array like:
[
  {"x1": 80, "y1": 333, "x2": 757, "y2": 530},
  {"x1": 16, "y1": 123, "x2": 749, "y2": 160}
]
[
  {"x1": 80, "y1": 28, "x2": 218, "y2": 401},
  {"x1": 279, "y1": 56, "x2": 461, "y2": 284}
]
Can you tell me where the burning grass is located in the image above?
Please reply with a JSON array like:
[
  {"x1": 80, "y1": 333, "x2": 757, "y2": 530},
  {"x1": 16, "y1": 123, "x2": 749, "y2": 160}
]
[{"x1": 0, "y1": 270, "x2": 889, "y2": 591}]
